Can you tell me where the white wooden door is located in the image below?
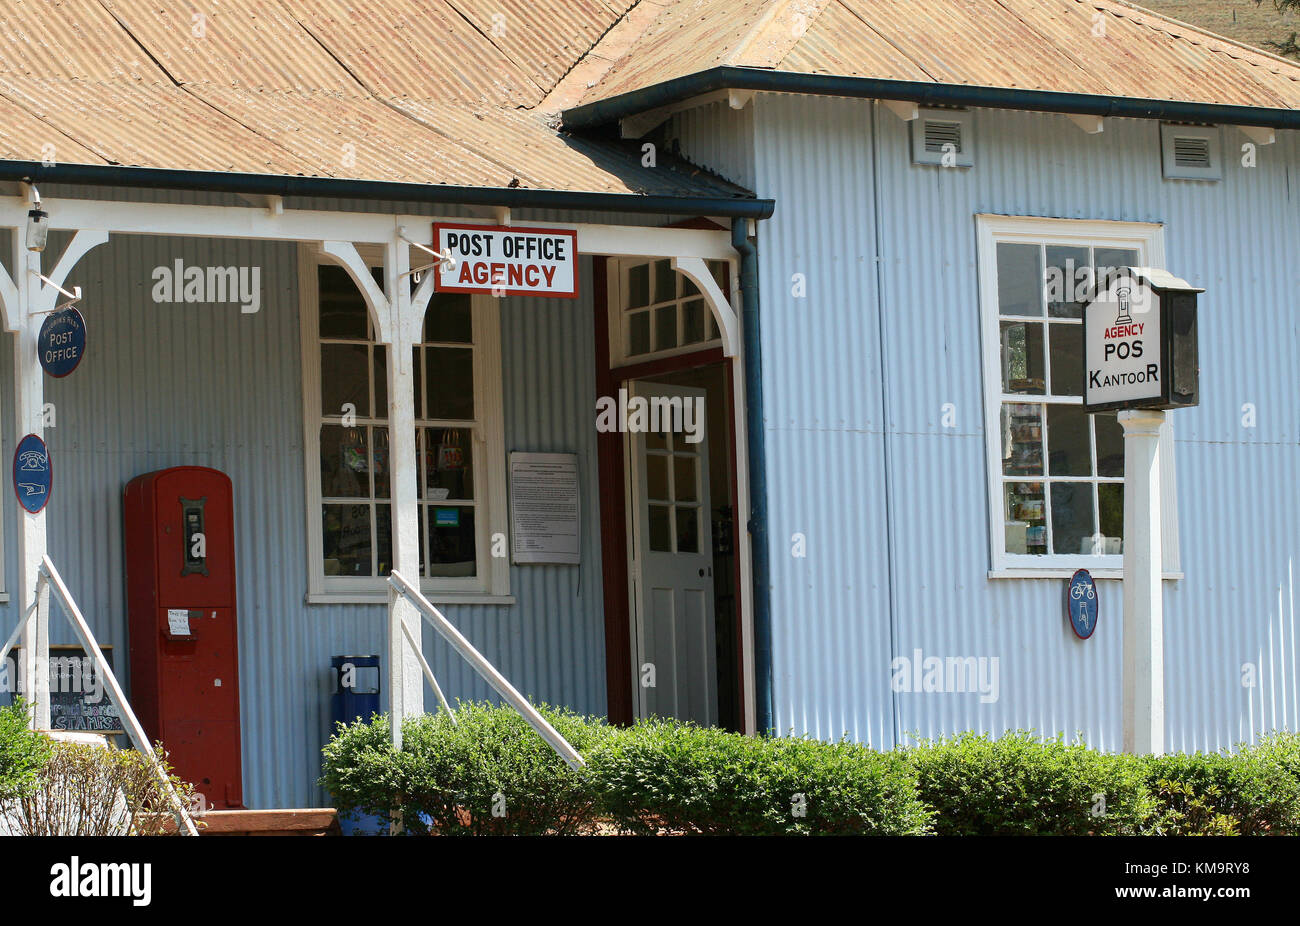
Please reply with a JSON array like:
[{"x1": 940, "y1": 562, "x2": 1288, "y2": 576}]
[{"x1": 627, "y1": 381, "x2": 717, "y2": 724}]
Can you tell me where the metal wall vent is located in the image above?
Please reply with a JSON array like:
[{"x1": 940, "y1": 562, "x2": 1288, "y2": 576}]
[
  {"x1": 911, "y1": 109, "x2": 974, "y2": 167},
  {"x1": 1161, "y1": 124, "x2": 1221, "y2": 181}
]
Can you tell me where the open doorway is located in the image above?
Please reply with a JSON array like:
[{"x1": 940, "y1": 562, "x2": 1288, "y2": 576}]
[
  {"x1": 624, "y1": 365, "x2": 740, "y2": 730},
  {"x1": 594, "y1": 254, "x2": 745, "y2": 732}
]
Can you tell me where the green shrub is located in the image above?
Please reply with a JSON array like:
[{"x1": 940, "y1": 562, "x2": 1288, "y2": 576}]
[
  {"x1": 321, "y1": 702, "x2": 613, "y2": 835},
  {"x1": 1141, "y1": 742, "x2": 1300, "y2": 836},
  {"x1": 2, "y1": 737, "x2": 196, "y2": 836},
  {"x1": 586, "y1": 719, "x2": 931, "y2": 835},
  {"x1": 0, "y1": 700, "x2": 50, "y2": 802},
  {"x1": 906, "y1": 731, "x2": 1151, "y2": 835}
]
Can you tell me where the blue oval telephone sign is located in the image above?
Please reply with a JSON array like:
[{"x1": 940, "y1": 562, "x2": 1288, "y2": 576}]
[{"x1": 13, "y1": 433, "x2": 52, "y2": 514}]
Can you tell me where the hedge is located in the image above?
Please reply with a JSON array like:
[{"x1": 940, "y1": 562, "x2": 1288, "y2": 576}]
[
  {"x1": 587, "y1": 718, "x2": 931, "y2": 835},
  {"x1": 906, "y1": 731, "x2": 1153, "y2": 836},
  {"x1": 0, "y1": 701, "x2": 50, "y2": 803},
  {"x1": 320, "y1": 703, "x2": 1300, "y2": 836}
]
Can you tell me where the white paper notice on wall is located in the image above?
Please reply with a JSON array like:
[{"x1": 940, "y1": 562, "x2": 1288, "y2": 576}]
[
  {"x1": 166, "y1": 609, "x2": 191, "y2": 636},
  {"x1": 510, "y1": 452, "x2": 580, "y2": 564}
]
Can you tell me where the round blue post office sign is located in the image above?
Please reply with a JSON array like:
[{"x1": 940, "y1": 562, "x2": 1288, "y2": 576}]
[
  {"x1": 13, "y1": 434, "x2": 51, "y2": 514},
  {"x1": 1066, "y1": 568, "x2": 1099, "y2": 640},
  {"x1": 37, "y1": 306, "x2": 86, "y2": 378}
]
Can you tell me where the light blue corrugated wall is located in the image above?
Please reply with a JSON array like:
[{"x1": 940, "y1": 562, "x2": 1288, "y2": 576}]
[
  {"x1": 0, "y1": 232, "x2": 607, "y2": 807},
  {"x1": 739, "y1": 92, "x2": 1300, "y2": 753}
]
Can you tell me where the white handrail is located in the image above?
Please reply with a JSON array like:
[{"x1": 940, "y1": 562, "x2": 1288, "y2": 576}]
[
  {"x1": 398, "y1": 619, "x2": 456, "y2": 723},
  {"x1": 387, "y1": 570, "x2": 584, "y2": 770},
  {"x1": 37, "y1": 556, "x2": 199, "y2": 836}
]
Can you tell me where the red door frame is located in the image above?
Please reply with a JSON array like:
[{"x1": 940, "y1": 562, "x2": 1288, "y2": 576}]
[{"x1": 593, "y1": 256, "x2": 745, "y2": 727}]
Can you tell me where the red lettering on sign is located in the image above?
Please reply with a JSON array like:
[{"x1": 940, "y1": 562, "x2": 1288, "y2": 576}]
[{"x1": 542, "y1": 266, "x2": 557, "y2": 286}]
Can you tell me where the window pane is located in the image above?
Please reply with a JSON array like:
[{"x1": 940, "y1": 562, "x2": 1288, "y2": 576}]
[
  {"x1": 372, "y1": 426, "x2": 390, "y2": 499},
  {"x1": 423, "y1": 427, "x2": 473, "y2": 500},
  {"x1": 648, "y1": 503, "x2": 672, "y2": 552},
  {"x1": 424, "y1": 294, "x2": 472, "y2": 343},
  {"x1": 627, "y1": 265, "x2": 650, "y2": 309},
  {"x1": 373, "y1": 346, "x2": 388, "y2": 417},
  {"x1": 708, "y1": 260, "x2": 728, "y2": 292},
  {"x1": 682, "y1": 274, "x2": 700, "y2": 297},
  {"x1": 1098, "y1": 483, "x2": 1124, "y2": 550},
  {"x1": 655, "y1": 305, "x2": 678, "y2": 351},
  {"x1": 320, "y1": 425, "x2": 369, "y2": 498},
  {"x1": 318, "y1": 265, "x2": 370, "y2": 339},
  {"x1": 1001, "y1": 403, "x2": 1043, "y2": 476},
  {"x1": 1045, "y1": 245, "x2": 1091, "y2": 318},
  {"x1": 412, "y1": 347, "x2": 422, "y2": 419},
  {"x1": 1000, "y1": 321, "x2": 1045, "y2": 394},
  {"x1": 1094, "y1": 412, "x2": 1124, "y2": 477},
  {"x1": 1047, "y1": 404, "x2": 1091, "y2": 476},
  {"x1": 1049, "y1": 323, "x2": 1083, "y2": 396},
  {"x1": 427, "y1": 507, "x2": 476, "y2": 577},
  {"x1": 628, "y1": 312, "x2": 650, "y2": 356},
  {"x1": 653, "y1": 259, "x2": 676, "y2": 303},
  {"x1": 1050, "y1": 482, "x2": 1095, "y2": 555},
  {"x1": 996, "y1": 242, "x2": 1043, "y2": 316},
  {"x1": 322, "y1": 504, "x2": 372, "y2": 576},
  {"x1": 682, "y1": 299, "x2": 706, "y2": 345},
  {"x1": 674, "y1": 455, "x2": 698, "y2": 502},
  {"x1": 375, "y1": 504, "x2": 391, "y2": 576},
  {"x1": 645, "y1": 426, "x2": 668, "y2": 452},
  {"x1": 1094, "y1": 248, "x2": 1139, "y2": 282},
  {"x1": 1004, "y1": 482, "x2": 1045, "y2": 554},
  {"x1": 676, "y1": 506, "x2": 700, "y2": 554},
  {"x1": 321, "y1": 344, "x2": 370, "y2": 418},
  {"x1": 425, "y1": 347, "x2": 474, "y2": 419},
  {"x1": 647, "y1": 454, "x2": 669, "y2": 501}
]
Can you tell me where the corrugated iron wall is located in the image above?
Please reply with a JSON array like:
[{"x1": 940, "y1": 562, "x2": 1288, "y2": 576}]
[
  {"x1": 680, "y1": 92, "x2": 1300, "y2": 753},
  {"x1": 0, "y1": 224, "x2": 608, "y2": 807}
]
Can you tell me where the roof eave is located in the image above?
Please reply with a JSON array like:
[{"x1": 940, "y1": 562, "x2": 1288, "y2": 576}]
[
  {"x1": 563, "y1": 65, "x2": 1300, "y2": 131},
  {"x1": 0, "y1": 160, "x2": 776, "y2": 220}
]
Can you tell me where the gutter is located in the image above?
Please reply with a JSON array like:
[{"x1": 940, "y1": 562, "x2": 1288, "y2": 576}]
[
  {"x1": 732, "y1": 217, "x2": 774, "y2": 736},
  {"x1": 0, "y1": 160, "x2": 776, "y2": 220},
  {"x1": 564, "y1": 65, "x2": 1300, "y2": 131}
]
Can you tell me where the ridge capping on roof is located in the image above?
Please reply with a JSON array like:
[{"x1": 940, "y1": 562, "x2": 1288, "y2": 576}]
[{"x1": 563, "y1": 66, "x2": 1300, "y2": 132}]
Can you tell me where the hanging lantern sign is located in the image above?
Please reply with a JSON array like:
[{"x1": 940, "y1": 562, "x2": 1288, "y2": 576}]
[
  {"x1": 38, "y1": 306, "x2": 87, "y2": 378},
  {"x1": 13, "y1": 433, "x2": 52, "y2": 514}
]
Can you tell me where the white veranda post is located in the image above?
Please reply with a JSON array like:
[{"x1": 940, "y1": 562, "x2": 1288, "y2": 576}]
[
  {"x1": 2, "y1": 222, "x2": 108, "y2": 729},
  {"x1": 384, "y1": 235, "x2": 426, "y2": 745},
  {"x1": 1120, "y1": 407, "x2": 1165, "y2": 756}
]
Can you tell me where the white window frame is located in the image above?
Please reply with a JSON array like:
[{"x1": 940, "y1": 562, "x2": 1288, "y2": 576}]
[
  {"x1": 607, "y1": 257, "x2": 726, "y2": 366},
  {"x1": 976, "y1": 215, "x2": 1181, "y2": 579},
  {"x1": 299, "y1": 245, "x2": 510, "y2": 604}
]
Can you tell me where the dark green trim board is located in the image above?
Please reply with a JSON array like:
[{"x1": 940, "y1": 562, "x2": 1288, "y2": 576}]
[
  {"x1": 733, "y1": 217, "x2": 774, "y2": 736},
  {"x1": 0, "y1": 161, "x2": 776, "y2": 219},
  {"x1": 564, "y1": 65, "x2": 1300, "y2": 132}
]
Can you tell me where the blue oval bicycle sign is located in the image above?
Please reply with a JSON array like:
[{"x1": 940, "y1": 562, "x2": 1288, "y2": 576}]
[
  {"x1": 38, "y1": 306, "x2": 86, "y2": 378},
  {"x1": 13, "y1": 433, "x2": 51, "y2": 514},
  {"x1": 1066, "y1": 568, "x2": 1099, "y2": 640}
]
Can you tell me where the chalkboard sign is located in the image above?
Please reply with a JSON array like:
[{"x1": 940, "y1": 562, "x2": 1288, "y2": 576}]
[{"x1": 10, "y1": 644, "x2": 124, "y2": 733}]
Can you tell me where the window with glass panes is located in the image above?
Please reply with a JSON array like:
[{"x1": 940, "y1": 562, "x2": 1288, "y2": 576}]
[
  {"x1": 992, "y1": 238, "x2": 1141, "y2": 560},
  {"x1": 315, "y1": 264, "x2": 479, "y2": 586},
  {"x1": 618, "y1": 258, "x2": 728, "y2": 362}
]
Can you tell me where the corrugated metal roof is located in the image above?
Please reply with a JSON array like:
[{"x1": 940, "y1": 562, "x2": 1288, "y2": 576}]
[
  {"x1": 0, "y1": 0, "x2": 755, "y2": 202},
  {"x1": 583, "y1": 0, "x2": 1300, "y2": 112}
]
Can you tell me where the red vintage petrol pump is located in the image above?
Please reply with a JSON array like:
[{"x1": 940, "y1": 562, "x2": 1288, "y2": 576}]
[{"x1": 125, "y1": 466, "x2": 243, "y2": 809}]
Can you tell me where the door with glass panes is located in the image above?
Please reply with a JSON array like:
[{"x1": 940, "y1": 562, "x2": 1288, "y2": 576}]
[{"x1": 626, "y1": 380, "x2": 717, "y2": 725}]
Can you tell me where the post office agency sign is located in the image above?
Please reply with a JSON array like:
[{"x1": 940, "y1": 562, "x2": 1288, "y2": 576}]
[
  {"x1": 433, "y1": 222, "x2": 578, "y2": 299},
  {"x1": 1084, "y1": 270, "x2": 1160, "y2": 410}
]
